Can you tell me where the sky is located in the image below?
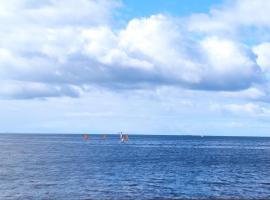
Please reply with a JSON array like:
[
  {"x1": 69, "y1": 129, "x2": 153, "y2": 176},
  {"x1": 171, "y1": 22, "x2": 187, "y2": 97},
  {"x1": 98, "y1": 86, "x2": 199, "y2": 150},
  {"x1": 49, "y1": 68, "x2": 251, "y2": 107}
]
[{"x1": 1, "y1": 0, "x2": 270, "y2": 136}]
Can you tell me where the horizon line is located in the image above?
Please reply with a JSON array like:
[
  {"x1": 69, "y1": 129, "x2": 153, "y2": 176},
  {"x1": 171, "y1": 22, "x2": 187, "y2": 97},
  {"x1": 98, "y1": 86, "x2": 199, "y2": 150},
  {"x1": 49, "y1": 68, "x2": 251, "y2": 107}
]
[{"x1": 0, "y1": 132, "x2": 269, "y2": 138}]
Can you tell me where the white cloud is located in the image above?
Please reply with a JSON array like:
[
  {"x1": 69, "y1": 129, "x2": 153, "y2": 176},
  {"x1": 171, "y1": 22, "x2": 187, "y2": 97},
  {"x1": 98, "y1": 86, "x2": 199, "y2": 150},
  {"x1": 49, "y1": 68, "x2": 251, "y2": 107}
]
[
  {"x1": 82, "y1": 26, "x2": 154, "y2": 70},
  {"x1": 253, "y1": 43, "x2": 270, "y2": 73},
  {"x1": 0, "y1": 0, "x2": 122, "y2": 99},
  {"x1": 0, "y1": 0, "x2": 121, "y2": 26},
  {"x1": 117, "y1": 15, "x2": 206, "y2": 84},
  {"x1": 66, "y1": 111, "x2": 114, "y2": 117},
  {"x1": 82, "y1": 15, "x2": 261, "y2": 90},
  {"x1": 219, "y1": 87, "x2": 267, "y2": 100},
  {"x1": 210, "y1": 102, "x2": 270, "y2": 117},
  {"x1": 0, "y1": 81, "x2": 80, "y2": 99},
  {"x1": 198, "y1": 36, "x2": 260, "y2": 90},
  {"x1": 188, "y1": 0, "x2": 270, "y2": 35},
  {"x1": 0, "y1": 0, "x2": 268, "y2": 99}
]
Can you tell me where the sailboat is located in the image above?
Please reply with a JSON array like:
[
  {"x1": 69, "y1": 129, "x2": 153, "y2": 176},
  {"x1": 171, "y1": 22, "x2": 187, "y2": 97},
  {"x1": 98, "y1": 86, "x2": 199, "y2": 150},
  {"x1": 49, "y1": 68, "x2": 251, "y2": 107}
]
[
  {"x1": 83, "y1": 133, "x2": 89, "y2": 140},
  {"x1": 119, "y1": 132, "x2": 128, "y2": 142}
]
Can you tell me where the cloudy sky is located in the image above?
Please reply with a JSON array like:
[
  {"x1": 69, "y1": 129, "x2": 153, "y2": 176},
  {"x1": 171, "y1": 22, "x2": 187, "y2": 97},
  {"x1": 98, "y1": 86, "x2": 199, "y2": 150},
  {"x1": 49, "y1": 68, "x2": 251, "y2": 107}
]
[{"x1": 1, "y1": 0, "x2": 270, "y2": 136}]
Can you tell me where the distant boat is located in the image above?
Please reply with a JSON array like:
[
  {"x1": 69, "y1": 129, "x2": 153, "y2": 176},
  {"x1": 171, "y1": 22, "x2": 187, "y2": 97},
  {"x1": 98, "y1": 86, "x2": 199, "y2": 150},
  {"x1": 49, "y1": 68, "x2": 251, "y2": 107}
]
[
  {"x1": 119, "y1": 132, "x2": 128, "y2": 142},
  {"x1": 123, "y1": 135, "x2": 128, "y2": 142},
  {"x1": 119, "y1": 132, "x2": 123, "y2": 141},
  {"x1": 101, "y1": 134, "x2": 107, "y2": 140},
  {"x1": 83, "y1": 133, "x2": 89, "y2": 140}
]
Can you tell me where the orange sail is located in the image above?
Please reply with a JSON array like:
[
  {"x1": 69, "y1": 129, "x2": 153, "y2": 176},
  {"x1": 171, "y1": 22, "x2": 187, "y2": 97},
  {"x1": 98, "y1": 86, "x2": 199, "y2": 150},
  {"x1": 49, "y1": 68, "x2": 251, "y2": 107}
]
[
  {"x1": 120, "y1": 133, "x2": 128, "y2": 142},
  {"x1": 83, "y1": 133, "x2": 89, "y2": 140},
  {"x1": 124, "y1": 135, "x2": 128, "y2": 141}
]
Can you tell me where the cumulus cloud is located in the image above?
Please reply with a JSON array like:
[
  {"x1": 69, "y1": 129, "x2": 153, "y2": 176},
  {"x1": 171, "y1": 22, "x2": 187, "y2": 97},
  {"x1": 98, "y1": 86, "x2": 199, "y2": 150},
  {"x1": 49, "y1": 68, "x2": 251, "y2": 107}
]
[
  {"x1": 0, "y1": 0, "x2": 121, "y2": 26},
  {"x1": 210, "y1": 102, "x2": 270, "y2": 117},
  {"x1": 197, "y1": 37, "x2": 260, "y2": 90},
  {"x1": 0, "y1": 0, "x2": 121, "y2": 98},
  {"x1": 253, "y1": 43, "x2": 270, "y2": 73},
  {"x1": 82, "y1": 15, "x2": 261, "y2": 90},
  {"x1": 188, "y1": 0, "x2": 270, "y2": 36},
  {"x1": 219, "y1": 87, "x2": 267, "y2": 100},
  {"x1": 0, "y1": 81, "x2": 80, "y2": 99},
  {"x1": 0, "y1": 0, "x2": 269, "y2": 99}
]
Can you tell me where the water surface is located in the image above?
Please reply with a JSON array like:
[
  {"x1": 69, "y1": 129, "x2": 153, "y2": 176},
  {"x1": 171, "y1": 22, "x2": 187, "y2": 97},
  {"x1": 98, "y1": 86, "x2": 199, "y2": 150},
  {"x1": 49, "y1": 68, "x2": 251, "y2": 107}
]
[{"x1": 0, "y1": 134, "x2": 270, "y2": 199}]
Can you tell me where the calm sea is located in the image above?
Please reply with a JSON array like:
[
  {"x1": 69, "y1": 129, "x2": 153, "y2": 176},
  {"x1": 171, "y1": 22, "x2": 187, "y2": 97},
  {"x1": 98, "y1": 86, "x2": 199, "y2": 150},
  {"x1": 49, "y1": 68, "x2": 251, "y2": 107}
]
[{"x1": 0, "y1": 134, "x2": 270, "y2": 200}]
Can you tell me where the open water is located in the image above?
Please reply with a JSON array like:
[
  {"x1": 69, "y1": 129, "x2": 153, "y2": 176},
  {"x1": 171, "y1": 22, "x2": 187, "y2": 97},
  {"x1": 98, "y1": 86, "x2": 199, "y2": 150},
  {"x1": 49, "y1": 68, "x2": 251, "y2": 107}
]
[{"x1": 0, "y1": 134, "x2": 270, "y2": 199}]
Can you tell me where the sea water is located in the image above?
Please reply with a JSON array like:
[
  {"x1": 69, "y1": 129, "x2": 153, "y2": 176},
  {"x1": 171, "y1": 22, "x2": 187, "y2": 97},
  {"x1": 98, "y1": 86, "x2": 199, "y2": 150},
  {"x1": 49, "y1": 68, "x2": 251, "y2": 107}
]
[{"x1": 0, "y1": 134, "x2": 270, "y2": 199}]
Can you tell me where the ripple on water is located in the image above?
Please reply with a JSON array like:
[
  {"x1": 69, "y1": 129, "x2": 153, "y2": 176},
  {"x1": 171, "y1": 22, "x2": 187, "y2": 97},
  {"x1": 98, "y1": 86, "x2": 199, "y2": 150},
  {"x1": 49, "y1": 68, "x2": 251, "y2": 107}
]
[{"x1": 0, "y1": 134, "x2": 270, "y2": 199}]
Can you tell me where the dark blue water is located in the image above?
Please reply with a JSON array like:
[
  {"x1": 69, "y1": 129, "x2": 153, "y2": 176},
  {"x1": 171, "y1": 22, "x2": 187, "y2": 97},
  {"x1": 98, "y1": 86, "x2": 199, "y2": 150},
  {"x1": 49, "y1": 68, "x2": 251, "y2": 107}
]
[{"x1": 1, "y1": 134, "x2": 270, "y2": 200}]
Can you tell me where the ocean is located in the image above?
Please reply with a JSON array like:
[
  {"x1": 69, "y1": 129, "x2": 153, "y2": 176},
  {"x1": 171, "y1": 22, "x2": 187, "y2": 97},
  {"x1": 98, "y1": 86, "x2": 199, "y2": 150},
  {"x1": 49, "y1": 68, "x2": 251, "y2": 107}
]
[{"x1": 0, "y1": 134, "x2": 270, "y2": 200}]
